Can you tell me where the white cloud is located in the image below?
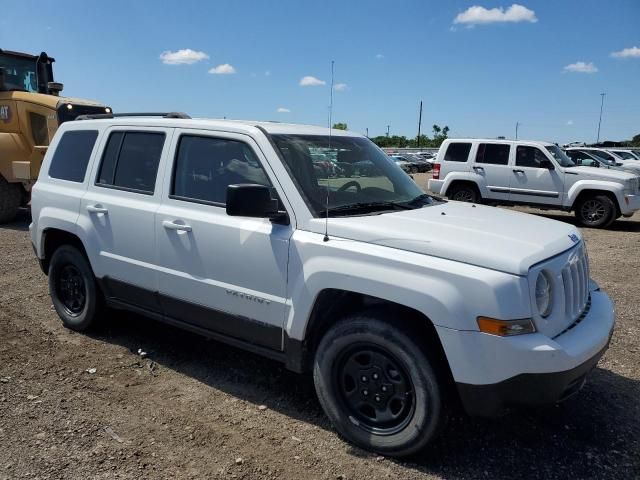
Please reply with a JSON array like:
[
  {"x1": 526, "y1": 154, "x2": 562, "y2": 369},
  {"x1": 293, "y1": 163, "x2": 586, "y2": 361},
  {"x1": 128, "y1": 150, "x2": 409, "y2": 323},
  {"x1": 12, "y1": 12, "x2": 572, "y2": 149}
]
[
  {"x1": 160, "y1": 49, "x2": 209, "y2": 65},
  {"x1": 453, "y1": 4, "x2": 537, "y2": 26},
  {"x1": 208, "y1": 63, "x2": 236, "y2": 75},
  {"x1": 375, "y1": 53, "x2": 384, "y2": 59},
  {"x1": 567, "y1": 120, "x2": 574, "y2": 126},
  {"x1": 299, "y1": 75, "x2": 326, "y2": 86},
  {"x1": 333, "y1": 83, "x2": 348, "y2": 91},
  {"x1": 611, "y1": 46, "x2": 640, "y2": 59},
  {"x1": 563, "y1": 61, "x2": 598, "y2": 73},
  {"x1": 276, "y1": 107, "x2": 290, "y2": 113}
]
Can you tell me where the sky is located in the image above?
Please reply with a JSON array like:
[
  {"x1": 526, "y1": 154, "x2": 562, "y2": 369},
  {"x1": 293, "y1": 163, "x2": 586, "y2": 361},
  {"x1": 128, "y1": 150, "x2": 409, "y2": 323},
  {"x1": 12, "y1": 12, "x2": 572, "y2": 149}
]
[{"x1": 1, "y1": 0, "x2": 638, "y2": 144}]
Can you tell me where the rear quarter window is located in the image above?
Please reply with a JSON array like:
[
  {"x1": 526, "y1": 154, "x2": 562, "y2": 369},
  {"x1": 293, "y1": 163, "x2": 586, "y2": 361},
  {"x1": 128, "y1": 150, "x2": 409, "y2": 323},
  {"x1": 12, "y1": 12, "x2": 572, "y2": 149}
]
[
  {"x1": 443, "y1": 142, "x2": 472, "y2": 162},
  {"x1": 48, "y1": 130, "x2": 99, "y2": 182}
]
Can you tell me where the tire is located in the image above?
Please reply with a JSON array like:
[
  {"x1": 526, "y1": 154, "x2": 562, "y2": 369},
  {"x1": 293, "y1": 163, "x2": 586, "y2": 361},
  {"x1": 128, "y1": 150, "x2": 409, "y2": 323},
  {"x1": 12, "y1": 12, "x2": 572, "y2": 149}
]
[
  {"x1": 447, "y1": 183, "x2": 479, "y2": 203},
  {"x1": 575, "y1": 194, "x2": 615, "y2": 228},
  {"x1": 313, "y1": 313, "x2": 446, "y2": 457},
  {"x1": 0, "y1": 175, "x2": 21, "y2": 223},
  {"x1": 48, "y1": 245, "x2": 103, "y2": 332}
]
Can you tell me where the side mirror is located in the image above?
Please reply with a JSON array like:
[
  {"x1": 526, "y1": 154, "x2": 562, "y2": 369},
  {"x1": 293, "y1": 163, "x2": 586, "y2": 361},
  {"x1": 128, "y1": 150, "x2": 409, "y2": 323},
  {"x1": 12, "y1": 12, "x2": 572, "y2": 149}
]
[
  {"x1": 539, "y1": 158, "x2": 555, "y2": 170},
  {"x1": 226, "y1": 184, "x2": 281, "y2": 220}
]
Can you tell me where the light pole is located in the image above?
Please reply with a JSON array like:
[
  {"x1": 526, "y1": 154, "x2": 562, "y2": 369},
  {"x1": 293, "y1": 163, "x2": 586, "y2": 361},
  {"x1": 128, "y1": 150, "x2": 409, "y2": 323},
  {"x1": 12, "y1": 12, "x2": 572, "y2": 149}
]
[
  {"x1": 386, "y1": 125, "x2": 390, "y2": 137},
  {"x1": 417, "y1": 101, "x2": 423, "y2": 147},
  {"x1": 596, "y1": 93, "x2": 606, "y2": 143},
  {"x1": 515, "y1": 121, "x2": 520, "y2": 140},
  {"x1": 366, "y1": 127, "x2": 369, "y2": 138}
]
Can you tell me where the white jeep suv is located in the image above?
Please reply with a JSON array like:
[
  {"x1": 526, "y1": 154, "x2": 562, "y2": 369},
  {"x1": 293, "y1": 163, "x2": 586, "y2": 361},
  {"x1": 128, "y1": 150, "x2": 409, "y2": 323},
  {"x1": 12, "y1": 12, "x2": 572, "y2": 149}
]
[
  {"x1": 31, "y1": 115, "x2": 615, "y2": 457},
  {"x1": 428, "y1": 139, "x2": 640, "y2": 228}
]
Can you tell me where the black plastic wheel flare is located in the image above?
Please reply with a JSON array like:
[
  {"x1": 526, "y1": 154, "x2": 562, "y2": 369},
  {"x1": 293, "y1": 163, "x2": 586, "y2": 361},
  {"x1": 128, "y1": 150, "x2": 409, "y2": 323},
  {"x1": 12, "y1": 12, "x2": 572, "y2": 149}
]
[
  {"x1": 335, "y1": 344, "x2": 416, "y2": 435},
  {"x1": 56, "y1": 265, "x2": 86, "y2": 316}
]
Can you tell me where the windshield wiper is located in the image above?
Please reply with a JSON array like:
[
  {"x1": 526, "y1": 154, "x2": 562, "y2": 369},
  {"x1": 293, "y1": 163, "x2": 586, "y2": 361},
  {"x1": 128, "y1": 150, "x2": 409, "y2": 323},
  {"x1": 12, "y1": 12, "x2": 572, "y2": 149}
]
[
  {"x1": 327, "y1": 201, "x2": 414, "y2": 216},
  {"x1": 406, "y1": 193, "x2": 441, "y2": 206}
]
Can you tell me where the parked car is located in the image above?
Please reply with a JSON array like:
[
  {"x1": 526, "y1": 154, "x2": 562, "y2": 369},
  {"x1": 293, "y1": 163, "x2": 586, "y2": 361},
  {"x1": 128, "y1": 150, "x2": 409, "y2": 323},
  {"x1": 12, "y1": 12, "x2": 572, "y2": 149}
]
[
  {"x1": 404, "y1": 153, "x2": 432, "y2": 172},
  {"x1": 607, "y1": 149, "x2": 640, "y2": 161},
  {"x1": 31, "y1": 116, "x2": 615, "y2": 457},
  {"x1": 390, "y1": 155, "x2": 415, "y2": 174},
  {"x1": 428, "y1": 138, "x2": 640, "y2": 228},
  {"x1": 565, "y1": 148, "x2": 640, "y2": 175}
]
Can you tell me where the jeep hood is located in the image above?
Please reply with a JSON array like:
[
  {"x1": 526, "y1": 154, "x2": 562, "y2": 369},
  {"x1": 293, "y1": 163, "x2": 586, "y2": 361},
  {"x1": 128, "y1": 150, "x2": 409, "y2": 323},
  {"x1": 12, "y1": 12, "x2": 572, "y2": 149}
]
[
  {"x1": 310, "y1": 202, "x2": 581, "y2": 275},
  {"x1": 569, "y1": 166, "x2": 637, "y2": 181}
]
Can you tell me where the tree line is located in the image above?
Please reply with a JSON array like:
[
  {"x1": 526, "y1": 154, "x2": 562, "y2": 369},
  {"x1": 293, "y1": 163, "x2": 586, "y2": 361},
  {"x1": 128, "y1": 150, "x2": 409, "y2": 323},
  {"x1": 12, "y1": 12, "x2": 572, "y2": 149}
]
[{"x1": 332, "y1": 123, "x2": 450, "y2": 148}]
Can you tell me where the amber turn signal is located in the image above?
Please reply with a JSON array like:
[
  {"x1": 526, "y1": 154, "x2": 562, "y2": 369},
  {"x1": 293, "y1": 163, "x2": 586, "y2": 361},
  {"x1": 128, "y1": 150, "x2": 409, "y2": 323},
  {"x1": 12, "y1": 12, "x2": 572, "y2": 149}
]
[{"x1": 477, "y1": 317, "x2": 536, "y2": 336}]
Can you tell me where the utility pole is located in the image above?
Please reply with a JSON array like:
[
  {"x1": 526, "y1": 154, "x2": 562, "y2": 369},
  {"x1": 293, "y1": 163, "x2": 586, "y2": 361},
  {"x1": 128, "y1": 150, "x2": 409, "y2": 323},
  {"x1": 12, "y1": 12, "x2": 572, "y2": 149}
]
[
  {"x1": 366, "y1": 127, "x2": 369, "y2": 138},
  {"x1": 386, "y1": 125, "x2": 390, "y2": 137},
  {"x1": 596, "y1": 93, "x2": 606, "y2": 143},
  {"x1": 417, "y1": 101, "x2": 423, "y2": 148},
  {"x1": 515, "y1": 121, "x2": 520, "y2": 140}
]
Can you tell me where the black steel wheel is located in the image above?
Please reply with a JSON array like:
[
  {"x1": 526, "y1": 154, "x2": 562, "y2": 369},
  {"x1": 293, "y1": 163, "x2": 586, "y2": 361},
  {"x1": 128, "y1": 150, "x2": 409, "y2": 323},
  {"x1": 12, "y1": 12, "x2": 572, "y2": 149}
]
[
  {"x1": 313, "y1": 313, "x2": 446, "y2": 457},
  {"x1": 334, "y1": 344, "x2": 415, "y2": 435},
  {"x1": 448, "y1": 183, "x2": 479, "y2": 203},
  {"x1": 49, "y1": 245, "x2": 103, "y2": 331}
]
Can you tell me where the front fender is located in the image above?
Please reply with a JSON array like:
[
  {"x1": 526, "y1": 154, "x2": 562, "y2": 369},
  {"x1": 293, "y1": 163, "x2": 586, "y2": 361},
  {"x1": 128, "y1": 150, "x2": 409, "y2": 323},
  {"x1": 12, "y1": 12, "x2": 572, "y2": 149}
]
[
  {"x1": 285, "y1": 230, "x2": 531, "y2": 341},
  {"x1": 566, "y1": 180, "x2": 624, "y2": 209}
]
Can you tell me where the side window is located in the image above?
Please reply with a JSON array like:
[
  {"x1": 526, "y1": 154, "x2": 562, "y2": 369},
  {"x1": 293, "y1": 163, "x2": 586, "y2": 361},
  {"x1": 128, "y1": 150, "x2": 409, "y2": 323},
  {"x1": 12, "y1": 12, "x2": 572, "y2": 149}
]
[
  {"x1": 515, "y1": 146, "x2": 549, "y2": 168},
  {"x1": 476, "y1": 143, "x2": 510, "y2": 165},
  {"x1": 48, "y1": 130, "x2": 98, "y2": 182},
  {"x1": 443, "y1": 142, "x2": 471, "y2": 162},
  {"x1": 30, "y1": 112, "x2": 49, "y2": 146},
  {"x1": 97, "y1": 131, "x2": 165, "y2": 194},
  {"x1": 172, "y1": 135, "x2": 271, "y2": 205}
]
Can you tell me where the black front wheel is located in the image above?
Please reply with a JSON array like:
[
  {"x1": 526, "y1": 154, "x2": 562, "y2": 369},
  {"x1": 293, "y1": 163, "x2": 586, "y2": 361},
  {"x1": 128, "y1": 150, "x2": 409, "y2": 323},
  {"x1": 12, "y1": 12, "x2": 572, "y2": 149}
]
[
  {"x1": 313, "y1": 313, "x2": 446, "y2": 457},
  {"x1": 49, "y1": 245, "x2": 103, "y2": 331},
  {"x1": 448, "y1": 184, "x2": 479, "y2": 203}
]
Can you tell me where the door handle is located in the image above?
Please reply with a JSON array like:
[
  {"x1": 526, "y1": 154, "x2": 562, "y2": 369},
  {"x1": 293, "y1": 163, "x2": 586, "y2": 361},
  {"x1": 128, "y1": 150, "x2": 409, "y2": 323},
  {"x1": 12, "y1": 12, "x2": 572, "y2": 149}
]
[
  {"x1": 473, "y1": 166, "x2": 484, "y2": 172},
  {"x1": 86, "y1": 204, "x2": 108, "y2": 214},
  {"x1": 162, "y1": 220, "x2": 192, "y2": 232},
  {"x1": 512, "y1": 169, "x2": 524, "y2": 174}
]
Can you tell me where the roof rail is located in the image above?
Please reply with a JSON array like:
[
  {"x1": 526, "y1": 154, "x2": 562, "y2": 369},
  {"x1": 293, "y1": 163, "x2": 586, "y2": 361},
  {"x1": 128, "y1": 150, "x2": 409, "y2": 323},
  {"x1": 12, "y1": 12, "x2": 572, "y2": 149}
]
[{"x1": 75, "y1": 112, "x2": 191, "y2": 121}]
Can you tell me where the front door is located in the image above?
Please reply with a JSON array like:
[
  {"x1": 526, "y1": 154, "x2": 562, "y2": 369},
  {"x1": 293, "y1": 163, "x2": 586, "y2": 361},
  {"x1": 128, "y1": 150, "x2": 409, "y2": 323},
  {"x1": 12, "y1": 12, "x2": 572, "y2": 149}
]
[
  {"x1": 155, "y1": 130, "x2": 292, "y2": 350},
  {"x1": 508, "y1": 145, "x2": 564, "y2": 205}
]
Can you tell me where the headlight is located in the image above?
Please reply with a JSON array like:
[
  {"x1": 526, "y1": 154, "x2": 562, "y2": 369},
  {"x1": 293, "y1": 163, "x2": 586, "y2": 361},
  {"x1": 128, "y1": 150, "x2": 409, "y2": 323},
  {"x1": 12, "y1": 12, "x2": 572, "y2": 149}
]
[{"x1": 535, "y1": 271, "x2": 553, "y2": 318}]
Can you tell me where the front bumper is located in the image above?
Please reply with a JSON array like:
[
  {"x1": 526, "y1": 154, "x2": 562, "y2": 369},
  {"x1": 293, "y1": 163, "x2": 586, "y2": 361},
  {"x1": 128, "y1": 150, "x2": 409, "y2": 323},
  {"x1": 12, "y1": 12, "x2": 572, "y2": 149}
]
[
  {"x1": 436, "y1": 288, "x2": 615, "y2": 417},
  {"x1": 620, "y1": 193, "x2": 640, "y2": 215}
]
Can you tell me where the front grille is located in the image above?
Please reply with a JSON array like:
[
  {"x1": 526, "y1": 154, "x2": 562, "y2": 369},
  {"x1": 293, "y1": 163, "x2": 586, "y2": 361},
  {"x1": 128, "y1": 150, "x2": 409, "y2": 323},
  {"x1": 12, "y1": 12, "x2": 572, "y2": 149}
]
[{"x1": 561, "y1": 246, "x2": 590, "y2": 321}]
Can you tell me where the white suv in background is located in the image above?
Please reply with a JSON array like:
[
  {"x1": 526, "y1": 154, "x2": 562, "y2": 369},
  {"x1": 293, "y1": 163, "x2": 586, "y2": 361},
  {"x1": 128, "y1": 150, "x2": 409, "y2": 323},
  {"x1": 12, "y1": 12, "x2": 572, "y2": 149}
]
[
  {"x1": 31, "y1": 115, "x2": 615, "y2": 456},
  {"x1": 428, "y1": 139, "x2": 640, "y2": 228}
]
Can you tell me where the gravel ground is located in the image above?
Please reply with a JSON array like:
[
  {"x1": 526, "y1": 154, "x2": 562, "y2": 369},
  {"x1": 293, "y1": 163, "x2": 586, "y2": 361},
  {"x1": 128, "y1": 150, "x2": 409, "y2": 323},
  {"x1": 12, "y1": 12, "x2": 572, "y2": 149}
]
[{"x1": 1, "y1": 186, "x2": 639, "y2": 479}]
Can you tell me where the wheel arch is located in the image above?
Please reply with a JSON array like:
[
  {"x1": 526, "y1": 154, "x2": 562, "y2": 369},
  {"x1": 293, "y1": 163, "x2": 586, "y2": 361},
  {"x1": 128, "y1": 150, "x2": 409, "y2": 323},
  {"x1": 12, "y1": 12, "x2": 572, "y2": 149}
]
[
  {"x1": 570, "y1": 188, "x2": 621, "y2": 216},
  {"x1": 40, "y1": 228, "x2": 90, "y2": 274}
]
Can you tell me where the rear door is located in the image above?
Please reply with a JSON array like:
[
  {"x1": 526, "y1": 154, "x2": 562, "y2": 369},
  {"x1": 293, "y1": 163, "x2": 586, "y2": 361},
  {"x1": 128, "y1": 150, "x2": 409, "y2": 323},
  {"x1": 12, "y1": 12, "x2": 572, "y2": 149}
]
[
  {"x1": 79, "y1": 126, "x2": 173, "y2": 311},
  {"x1": 508, "y1": 145, "x2": 564, "y2": 205},
  {"x1": 471, "y1": 142, "x2": 511, "y2": 201}
]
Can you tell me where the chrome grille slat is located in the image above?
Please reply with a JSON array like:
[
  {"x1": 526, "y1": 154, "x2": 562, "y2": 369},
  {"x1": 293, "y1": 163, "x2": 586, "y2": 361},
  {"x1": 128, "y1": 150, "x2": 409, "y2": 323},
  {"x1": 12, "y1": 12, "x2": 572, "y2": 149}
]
[{"x1": 561, "y1": 245, "x2": 589, "y2": 322}]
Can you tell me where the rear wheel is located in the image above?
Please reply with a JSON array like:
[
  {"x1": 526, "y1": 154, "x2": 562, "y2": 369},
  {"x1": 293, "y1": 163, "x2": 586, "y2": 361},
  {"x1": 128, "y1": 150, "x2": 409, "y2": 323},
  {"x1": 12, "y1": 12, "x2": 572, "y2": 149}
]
[
  {"x1": 447, "y1": 183, "x2": 479, "y2": 203},
  {"x1": 313, "y1": 313, "x2": 446, "y2": 457},
  {"x1": 49, "y1": 245, "x2": 103, "y2": 331},
  {"x1": 575, "y1": 195, "x2": 615, "y2": 228},
  {"x1": 0, "y1": 176, "x2": 21, "y2": 223}
]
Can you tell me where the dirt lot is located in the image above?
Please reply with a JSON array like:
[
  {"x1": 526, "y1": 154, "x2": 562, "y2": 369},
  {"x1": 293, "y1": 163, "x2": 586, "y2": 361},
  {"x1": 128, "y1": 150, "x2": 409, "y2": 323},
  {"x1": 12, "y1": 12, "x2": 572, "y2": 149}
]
[{"x1": 1, "y1": 182, "x2": 639, "y2": 478}]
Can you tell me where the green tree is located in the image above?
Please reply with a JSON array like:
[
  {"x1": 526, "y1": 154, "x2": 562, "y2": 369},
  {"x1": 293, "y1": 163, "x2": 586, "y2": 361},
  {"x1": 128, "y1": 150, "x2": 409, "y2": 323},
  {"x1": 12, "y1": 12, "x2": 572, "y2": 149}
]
[
  {"x1": 332, "y1": 122, "x2": 348, "y2": 130},
  {"x1": 630, "y1": 133, "x2": 640, "y2": 147}
]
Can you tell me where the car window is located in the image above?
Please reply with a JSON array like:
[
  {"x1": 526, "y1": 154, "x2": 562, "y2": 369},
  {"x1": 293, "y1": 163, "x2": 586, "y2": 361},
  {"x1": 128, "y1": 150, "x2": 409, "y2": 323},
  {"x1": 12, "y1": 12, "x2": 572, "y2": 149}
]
[
  {"x1": 97, "y1": 131, "x2": 165, "y2": 194},
  {"x1": 443, "y1": 142, "x2": 471, "y2": 162},
  {"x1": 172, "y1": 135, "x2": 271, "y2": 205},
  {"x1": 476, "y1": 143, "x2": 510, "y2": 165},
  {"x1": 592, "y1": 150, "x2": 615, "y2": 161},
  {"x1": 48, "y1": 130, "x2": 99, "y2": 182},
  {"x1": 515, "y1": 146, "x2": 549, "y2": 168}
]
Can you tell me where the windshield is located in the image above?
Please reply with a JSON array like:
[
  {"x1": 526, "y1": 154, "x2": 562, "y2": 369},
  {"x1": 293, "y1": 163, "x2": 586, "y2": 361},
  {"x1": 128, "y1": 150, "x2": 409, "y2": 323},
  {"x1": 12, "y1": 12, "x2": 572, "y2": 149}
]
[
  {"x1": 545, "y1": 145, "x2": 575, "y2": 167},
  {"x1": 0, "y1": 54, "x2": 38, "y2": 92},
  {"x1": 271, "y1": 134, "x2": 433, "y2": 216},
  {"x1": 612, "y1": 150, "x2": 637, "y2": 160}
]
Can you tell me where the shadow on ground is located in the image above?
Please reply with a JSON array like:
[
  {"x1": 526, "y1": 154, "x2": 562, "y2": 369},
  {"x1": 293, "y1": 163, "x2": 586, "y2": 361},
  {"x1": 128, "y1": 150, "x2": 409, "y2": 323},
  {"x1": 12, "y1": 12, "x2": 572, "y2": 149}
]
[{"x1": 92, "y1": 311, "x2": 640, "y2": 479}]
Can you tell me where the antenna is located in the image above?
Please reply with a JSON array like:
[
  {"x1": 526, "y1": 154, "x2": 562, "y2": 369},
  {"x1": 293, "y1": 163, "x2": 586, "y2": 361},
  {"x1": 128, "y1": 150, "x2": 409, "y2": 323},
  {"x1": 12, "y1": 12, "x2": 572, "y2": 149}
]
[{"x1": 323, "y1": 60, "x2": 335, "y2": 242}]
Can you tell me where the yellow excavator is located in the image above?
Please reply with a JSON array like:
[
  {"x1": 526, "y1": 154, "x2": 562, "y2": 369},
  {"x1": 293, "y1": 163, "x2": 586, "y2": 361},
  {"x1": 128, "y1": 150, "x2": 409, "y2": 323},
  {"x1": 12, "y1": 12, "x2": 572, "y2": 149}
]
[{"x1": 0, "y1": 49, "x2": 111, "y2": 222}]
